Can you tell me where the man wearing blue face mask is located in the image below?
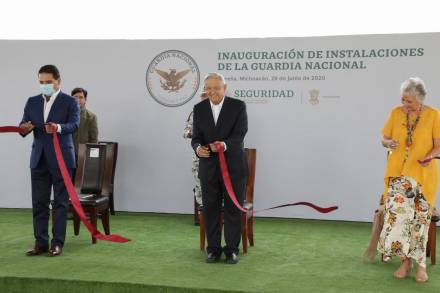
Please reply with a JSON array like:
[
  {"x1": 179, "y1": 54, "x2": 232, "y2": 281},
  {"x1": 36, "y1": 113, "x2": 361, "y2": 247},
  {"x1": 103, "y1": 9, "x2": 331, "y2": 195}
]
[{"x1": 19, "y1": 65, "x2": 80, "y2": 257}]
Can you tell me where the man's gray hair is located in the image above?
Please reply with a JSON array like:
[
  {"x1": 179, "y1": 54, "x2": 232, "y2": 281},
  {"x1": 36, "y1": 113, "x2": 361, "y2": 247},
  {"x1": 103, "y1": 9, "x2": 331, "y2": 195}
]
[
  {"x1": 204, "y1": 72, "x2": 226, "y2": 85},
  {"x1": 400, "y1": 77, "x2": 427, "y2": 102}
]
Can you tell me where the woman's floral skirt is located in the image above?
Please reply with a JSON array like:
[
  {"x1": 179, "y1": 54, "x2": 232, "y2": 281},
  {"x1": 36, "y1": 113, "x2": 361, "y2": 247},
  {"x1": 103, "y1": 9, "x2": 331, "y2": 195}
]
[{"x1": 377, "y1": 176, "x2": 432, "y2": 267}]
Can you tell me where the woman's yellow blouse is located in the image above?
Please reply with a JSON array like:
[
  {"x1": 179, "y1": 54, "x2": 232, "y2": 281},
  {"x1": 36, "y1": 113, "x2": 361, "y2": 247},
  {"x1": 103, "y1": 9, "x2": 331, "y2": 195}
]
[{"x1": 382, "y1": 106, "x2": 440, "y2": 205}]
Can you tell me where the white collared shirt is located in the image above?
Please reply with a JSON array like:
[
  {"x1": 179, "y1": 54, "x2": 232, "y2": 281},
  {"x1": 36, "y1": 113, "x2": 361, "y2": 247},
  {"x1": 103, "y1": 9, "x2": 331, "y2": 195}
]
[
  {"x1": 195, "y1": 97, "x2": 228, "y2": 155},
  {"x1": 210, "y1": 96, "x2": 225, "y2": 125},
  {"x1": 42, "y1": 89, "x2": 62, "y2": 133},
  {"x1": 42, "y1": 88, "x2": 60, "y2": 122},
  {"x1": 203, "y1": 96, "x2": 226, "y2": 151}
]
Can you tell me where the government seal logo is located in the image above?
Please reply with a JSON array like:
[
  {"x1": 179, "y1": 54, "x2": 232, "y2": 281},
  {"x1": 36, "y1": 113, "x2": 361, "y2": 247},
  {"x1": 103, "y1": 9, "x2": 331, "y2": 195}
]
[
  {"x1": 146, "y1": 50, "x2": 200, "y2": 107},
  {"x1": 309, "y1": 89, "x2": 320, "y2": 105}
]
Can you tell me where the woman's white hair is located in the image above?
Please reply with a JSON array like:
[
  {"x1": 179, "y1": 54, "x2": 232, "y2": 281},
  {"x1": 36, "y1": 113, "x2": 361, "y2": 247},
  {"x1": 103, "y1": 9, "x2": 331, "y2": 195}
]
[
  {"x1": 400, "y1": 77, "x2": 427, "y2": 102},
  {"x1": 204, "y1": 72, "x2": 226, "y2": 85}
]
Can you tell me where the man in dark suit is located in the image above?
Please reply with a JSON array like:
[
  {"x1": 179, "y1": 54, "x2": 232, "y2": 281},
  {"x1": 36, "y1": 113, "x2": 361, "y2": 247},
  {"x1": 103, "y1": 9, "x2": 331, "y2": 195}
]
[
  {"x1": 19, "y1": 65, "x2": 80, "y2": 257},
  {"x1": 191, "y1": 73, "x2": 248, "y2": 264}
]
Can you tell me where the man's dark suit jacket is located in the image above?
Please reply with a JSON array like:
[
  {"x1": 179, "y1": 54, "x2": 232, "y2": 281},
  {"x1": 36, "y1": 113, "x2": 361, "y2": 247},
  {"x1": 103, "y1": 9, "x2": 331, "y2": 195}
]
[
  {"x1": 191, "y1": 96, "x2": 248, "y2": 181},
  {"x1": 20, "y1": 92, "x2": 80, "y2": 169}
]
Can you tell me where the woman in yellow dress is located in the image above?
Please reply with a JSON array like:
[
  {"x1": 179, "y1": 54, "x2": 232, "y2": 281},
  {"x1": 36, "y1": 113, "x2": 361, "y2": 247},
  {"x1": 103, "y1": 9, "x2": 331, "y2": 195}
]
[{"x1": 377, "y1": 77, "x2": 440, "y2": 282}]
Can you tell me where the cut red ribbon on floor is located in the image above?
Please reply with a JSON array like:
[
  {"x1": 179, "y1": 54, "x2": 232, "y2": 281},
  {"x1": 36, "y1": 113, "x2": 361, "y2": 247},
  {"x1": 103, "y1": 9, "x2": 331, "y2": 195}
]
[{"x1": 213, "y1": 142, "x2": 339, "y2": 217}]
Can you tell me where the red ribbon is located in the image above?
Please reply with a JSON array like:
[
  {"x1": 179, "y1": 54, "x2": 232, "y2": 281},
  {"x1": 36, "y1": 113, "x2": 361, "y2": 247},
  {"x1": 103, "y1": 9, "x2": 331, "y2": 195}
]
[
  {"x1": 1, "y1": 125, "x2": 129, "y2": 243},
  {"x1": 418, "y1": 158, "x2": 433, "y2": 164},
  {"x1": 0, "y1": 126, "x2": 26, "y2": 134},
  {"x1": 213, "y1": 142, "x2": 338, "y2": 217}
]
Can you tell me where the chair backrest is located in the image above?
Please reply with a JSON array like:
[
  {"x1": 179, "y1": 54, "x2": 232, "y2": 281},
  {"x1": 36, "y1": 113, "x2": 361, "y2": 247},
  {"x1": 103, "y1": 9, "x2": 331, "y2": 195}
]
[
  {"x1": 74, "y1": 144, "x2": 86, "y2": 191},
  {"x1": 98, "y1": 141, "x2": 118, "y2": 191},
  {"x1": 75, "y1": 143, "x2": 110, "y2": 195},
  {"x1": 244, "y1": 148, "x2": 257, "y2": 204},
  {"x1": 101, "y1": 143, "x2": 115, "y2": 197}
]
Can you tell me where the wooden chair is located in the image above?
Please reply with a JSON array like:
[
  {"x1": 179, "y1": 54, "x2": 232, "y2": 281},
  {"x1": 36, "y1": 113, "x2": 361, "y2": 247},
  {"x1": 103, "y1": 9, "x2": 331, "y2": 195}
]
[
  {"x1": 71, "y1": 143, "x2": 115, "y2": 244},
  {"x1": 426, "y1": 157, "x2": 440, "y2": 264},
  {"x1": 98, "y1": 141, "x2": 118, "y2": 215},
  {"x1": 199, "y1": 148, "x2": 256, "y2": 254},
  {"x1": 427, "y1": 215, "x2": 438, "y2": 265}
]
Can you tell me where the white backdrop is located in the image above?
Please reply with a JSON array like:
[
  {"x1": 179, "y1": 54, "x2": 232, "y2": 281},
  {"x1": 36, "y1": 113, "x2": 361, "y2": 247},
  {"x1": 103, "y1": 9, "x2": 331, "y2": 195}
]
[{"x1": 0, "y1": 33, "x2": 439, "y2": 222}]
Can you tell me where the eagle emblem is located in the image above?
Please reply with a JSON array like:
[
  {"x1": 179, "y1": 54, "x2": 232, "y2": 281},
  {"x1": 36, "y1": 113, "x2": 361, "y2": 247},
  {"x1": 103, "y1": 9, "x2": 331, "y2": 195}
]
[
  {"x1": 146, "y1": 50, "x2": 200, "y2": 107},
  {"x1": 155, "y1": 68, "x2": 191, "y2": 92}
]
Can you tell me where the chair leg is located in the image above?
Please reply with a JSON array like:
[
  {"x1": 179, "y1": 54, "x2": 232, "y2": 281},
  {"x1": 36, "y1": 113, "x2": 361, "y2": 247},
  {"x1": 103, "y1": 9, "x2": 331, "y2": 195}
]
[
  {"x1": 248, "y1": 215, "x2": 254, "y2": 247},
  {"x1": 241, "y1": 212, "x2": 247, "y2": 254},
  {"x1": 429, "y1": 222, "x2": 436, "y2": 265},
  {"x1": 427, "y1": 237, "x2": 431, "y2": 257},
  {"x1": 110, "y1": 193, "x2": 115, "y2": 215},
  {"x1": 73, "y1": 212, "x2": 80, "y2": 236},
  {"x1": 199, "y1": 212, "x2": 206, "y2": 251},
  {"x1": 427, "y1": 222, "x2": 431, "y2": 257},
  {"x1": 91, "y1": 210, "x2": 98, "y2": 244},
  {"x1": 102, "y1": 209, "x2": 110, "y2": 235},
  {"x1": 194, "y1": 196, "x2": 199, "y2": 225}
]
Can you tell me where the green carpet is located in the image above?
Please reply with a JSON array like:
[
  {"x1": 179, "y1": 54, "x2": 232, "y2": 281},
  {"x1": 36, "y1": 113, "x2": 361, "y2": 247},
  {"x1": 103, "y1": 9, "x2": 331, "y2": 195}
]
[{"x1": 0, "y1": 209, "x2": 438, "y2": 293}]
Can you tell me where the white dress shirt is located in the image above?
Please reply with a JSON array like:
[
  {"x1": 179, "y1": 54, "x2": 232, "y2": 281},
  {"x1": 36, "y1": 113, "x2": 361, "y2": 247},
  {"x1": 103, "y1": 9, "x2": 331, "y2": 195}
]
[
  {"x1": 42, "y1": 89, "x2": 62, "y2": 133},
  {"x1": 210, "y1": 97, "x2": 225, "y2": 125},
  {"x1": 195, "y1": 97, "x2": 228, "y2": 154},
  {"x1": 210, "y1": 97, "x2": 227, "y2": 151}
]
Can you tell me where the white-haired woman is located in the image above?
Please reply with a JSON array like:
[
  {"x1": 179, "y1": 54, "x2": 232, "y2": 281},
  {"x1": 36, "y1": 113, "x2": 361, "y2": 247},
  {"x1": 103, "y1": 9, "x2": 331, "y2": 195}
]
[{"x1": 377, "y1": 77, "x2": 440, "y2": 282}]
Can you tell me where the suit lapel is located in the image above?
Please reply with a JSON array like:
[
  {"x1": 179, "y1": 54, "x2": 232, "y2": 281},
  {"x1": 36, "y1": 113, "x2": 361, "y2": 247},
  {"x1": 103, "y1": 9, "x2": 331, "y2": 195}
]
[
  {"x1": 35, "y1": 97, "x2": 45, "y2": 125},
  {"x1": 215, "y1": 97, "x2": 228, "y2": 130},
  {"x1": 203, "y1": 99, "x2": 216, "y2": 130},
  {"x1": 47, "y1": 92, "x2": 63, "y2": 122}
]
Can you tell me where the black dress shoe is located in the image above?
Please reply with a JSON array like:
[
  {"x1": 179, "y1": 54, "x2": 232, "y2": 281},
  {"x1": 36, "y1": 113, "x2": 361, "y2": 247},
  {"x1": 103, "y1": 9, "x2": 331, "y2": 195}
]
[
  {"x1": 48, "y1": 245, "x2": 63, "y2": 257},
  {"x1": 225, "y1": 252, "x2": 239, "y2": 264},
  {"x1": 25, "y1": 245, "x2": 48, "y2": 256},
  {"x1": 206, "y1": 252, "x2": 221, "y2": 263}
]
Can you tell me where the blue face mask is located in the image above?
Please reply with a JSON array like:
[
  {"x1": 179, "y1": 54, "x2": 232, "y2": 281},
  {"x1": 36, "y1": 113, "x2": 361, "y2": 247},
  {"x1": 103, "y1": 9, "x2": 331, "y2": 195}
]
[{"x1": 40, "y1": 84, "x2": 55, "y2": 96}]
